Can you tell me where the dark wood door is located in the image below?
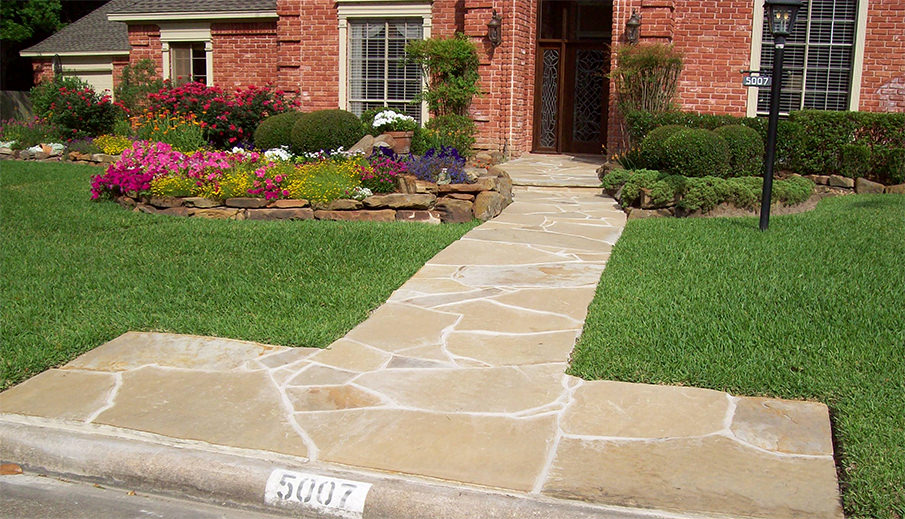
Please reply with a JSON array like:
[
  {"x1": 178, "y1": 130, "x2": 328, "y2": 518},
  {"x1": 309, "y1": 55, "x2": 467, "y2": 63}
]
[{"x1": 533, "y1": 1, "x2": 611, "y2": 154}]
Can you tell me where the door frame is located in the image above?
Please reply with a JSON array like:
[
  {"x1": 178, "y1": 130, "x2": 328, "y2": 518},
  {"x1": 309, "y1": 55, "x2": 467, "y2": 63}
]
[{"x1": 532, "y1": 0, "x2": 612, "y2": 154}]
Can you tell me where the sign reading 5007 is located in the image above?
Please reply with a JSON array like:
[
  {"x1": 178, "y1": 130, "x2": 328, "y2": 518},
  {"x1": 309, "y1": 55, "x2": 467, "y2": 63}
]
[
  {"x1": 265, "y1": 469, "x2": 372, "y2": 518},
  {"x1": 743, "y1": 75, "x2": 773, "y2": 87}
]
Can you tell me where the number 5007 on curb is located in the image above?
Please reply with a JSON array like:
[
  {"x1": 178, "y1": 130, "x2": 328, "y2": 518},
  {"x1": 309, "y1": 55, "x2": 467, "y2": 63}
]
[{"x1": 265, "y1": 469, "x2": 372, "y2": 517}]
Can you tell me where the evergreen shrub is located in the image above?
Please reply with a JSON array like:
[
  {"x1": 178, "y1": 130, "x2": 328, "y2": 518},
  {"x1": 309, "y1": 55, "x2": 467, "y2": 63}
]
[
  {"x1": 662, "y1": 128, "x2": 730, "y2": 177},
  {"x1": 290, "y1": 109, "x2": 364, "y2": 154},
  {"x1": 714, "y1": 124, "x2": 764, "y2": 176},
  {"x1": 254, "y1": 111, "x2": 306, "y2": 151}
]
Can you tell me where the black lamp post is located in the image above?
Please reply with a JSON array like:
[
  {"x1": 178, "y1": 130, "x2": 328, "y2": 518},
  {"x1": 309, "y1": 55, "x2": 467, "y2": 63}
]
[{"x1": 759, "y1": 0, "x2": 802, "y2": 231}]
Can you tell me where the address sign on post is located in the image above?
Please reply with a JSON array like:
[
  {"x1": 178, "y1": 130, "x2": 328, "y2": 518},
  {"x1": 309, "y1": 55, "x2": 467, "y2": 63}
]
[{"x1": 743, "y1": 75, "x2": 773, "y2": 87}]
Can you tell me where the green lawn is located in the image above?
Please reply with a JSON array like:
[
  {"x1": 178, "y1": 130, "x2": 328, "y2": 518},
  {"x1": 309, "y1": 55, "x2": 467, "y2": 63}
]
[
  {"x1": 1, "y1": 161, "x2": 476, "y2": 390},
  {"x1": 570, "y1": 195, "x2": 905, "y2": 519}
]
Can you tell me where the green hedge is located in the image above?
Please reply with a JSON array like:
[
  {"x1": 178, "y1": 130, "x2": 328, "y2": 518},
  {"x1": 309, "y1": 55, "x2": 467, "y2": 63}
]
[
  {"x1": 714, "y1": 125, "x2": 764, "y2": 177},
  {"x1": 624, "y1": 109, "x2": 905, "y2": 184}
]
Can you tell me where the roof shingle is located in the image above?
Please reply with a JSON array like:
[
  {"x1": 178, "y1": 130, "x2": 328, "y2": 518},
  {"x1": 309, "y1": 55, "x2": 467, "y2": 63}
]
[
  {"x1": 111, "y1": 0, "x2": 276, "y2": 14},
  {"x1": 22, "y1": 0, "x2": 135, "y2": 55}
]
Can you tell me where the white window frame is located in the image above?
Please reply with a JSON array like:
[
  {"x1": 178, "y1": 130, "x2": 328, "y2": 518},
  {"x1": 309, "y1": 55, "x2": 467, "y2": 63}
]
[
  {"x1": 746, "y1": 0, "x2": 869, "y2": 116},
  {"x1": 159, "y1": 22, "x2": 214, "y2": 86},
  {"x1": 337, "y1": 0, "x2": 431, "y2": 123}
]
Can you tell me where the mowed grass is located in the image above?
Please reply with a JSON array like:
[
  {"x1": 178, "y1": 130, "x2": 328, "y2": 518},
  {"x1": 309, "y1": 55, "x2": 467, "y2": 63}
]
[
  {"x1": 569, "y1": 194, "x2": 905, "y2": 519},
  {"x1": 1, "y1": 161, "x2": 476, "y2": 390}
]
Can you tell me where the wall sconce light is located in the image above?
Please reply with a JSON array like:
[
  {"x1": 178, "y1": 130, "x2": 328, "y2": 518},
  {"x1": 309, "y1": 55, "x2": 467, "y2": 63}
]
[
  {"x1": 625, "y1": 9, "x2": 642, "y2": 45},
  {"x1": 487, "y1": 9, "x2": 503, "y2": 48}
]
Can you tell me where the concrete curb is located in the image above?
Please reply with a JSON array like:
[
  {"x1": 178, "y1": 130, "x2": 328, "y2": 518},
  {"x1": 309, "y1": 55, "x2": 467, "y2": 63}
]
[{"x1": 0, "y1": 417, "x2": 704, "y2": 519}]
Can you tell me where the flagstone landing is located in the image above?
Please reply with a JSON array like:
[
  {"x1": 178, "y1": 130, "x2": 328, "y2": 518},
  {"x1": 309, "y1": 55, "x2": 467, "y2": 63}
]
[{"x1": 0, "y1": 184, "x2": 842, "y2": 519}]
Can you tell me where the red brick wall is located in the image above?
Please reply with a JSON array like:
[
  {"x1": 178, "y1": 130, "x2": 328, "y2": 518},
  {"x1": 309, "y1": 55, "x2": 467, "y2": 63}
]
[
  {"x1": 275, "y1": 0, "x2": 339, "y2": 109},
  {"x1": 112, "y1": 55, "x2": 130, "y2": 91},
  {"x1": 673, "y1": 1, "x2": 752, "y2": 116},
  {"x1": 463, "y1": 0, "x2": 536, "y2": 154},
  {"x1": 859, "y1": 3, "x2": 905, "y2": 113},
  {"x1": 128, "y1": 25, "x2": 163, "y2": 76},
  {"x1": 31, "y1": 60, "x2": 53, "y2": 84},
  {"x1": 211, "y1": 22, "x2": 278, "y2": 89},
  {"x1": 606, "y1": 0, "x2": 754, "y2": 153}
]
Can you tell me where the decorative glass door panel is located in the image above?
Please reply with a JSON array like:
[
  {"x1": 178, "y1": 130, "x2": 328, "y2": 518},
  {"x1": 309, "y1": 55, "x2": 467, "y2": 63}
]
[
  {"x1": 533, "y1": 0, "x2": 611, "y2": 154},
  {"x1": 539, "y1": 47, "x2": 561, "y2": 150}
]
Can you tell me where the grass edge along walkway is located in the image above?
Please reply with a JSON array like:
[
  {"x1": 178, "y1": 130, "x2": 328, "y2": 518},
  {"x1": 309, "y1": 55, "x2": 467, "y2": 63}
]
[
  {"x1": 569, "y1": 194, "x2": 905, "y2": 519},
  {"x1": 1, "y1": 161, "x2": 477, "y2": 390}
]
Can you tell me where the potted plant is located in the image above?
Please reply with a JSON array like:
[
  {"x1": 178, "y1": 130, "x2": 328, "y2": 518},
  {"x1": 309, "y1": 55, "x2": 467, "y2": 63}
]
[{"x1": 371, "y1": 109, "x2": 417, "y2": 154}]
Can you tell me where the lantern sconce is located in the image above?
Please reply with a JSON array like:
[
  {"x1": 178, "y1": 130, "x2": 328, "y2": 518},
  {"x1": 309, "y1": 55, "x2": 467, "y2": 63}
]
[
  {"x1": 487, "y1": 9, "x2": 503, "y2": 48},
  {"x1": 625, "y1": 9, "x2": 642, "y2": 45}
]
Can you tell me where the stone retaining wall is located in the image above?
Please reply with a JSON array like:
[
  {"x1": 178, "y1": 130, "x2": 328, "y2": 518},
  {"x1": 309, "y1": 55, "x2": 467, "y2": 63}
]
[
  {"x1": 116, "y1": 168, "x2": 513, "y2": 224},
  {"x1": 0, "y1": 147, "x2": 119, "y2": 166}
]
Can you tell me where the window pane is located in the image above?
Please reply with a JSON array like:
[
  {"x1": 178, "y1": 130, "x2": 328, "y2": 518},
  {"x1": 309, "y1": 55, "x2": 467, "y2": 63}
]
[
  {"x1": 347, "y1": 18, "x2": 423, "y2": 122},
  {"x1": 757, "y1": 0, "x2": 857, "y2": 115}
]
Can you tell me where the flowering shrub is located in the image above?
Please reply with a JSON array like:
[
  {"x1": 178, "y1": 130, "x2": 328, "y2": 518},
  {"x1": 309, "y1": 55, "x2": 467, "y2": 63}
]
[
  {"x1": 93, "y1": 135, "x2": 133, "y2": 155},
  {"x1": 405, "y1": 146, "x2": 468, "y2": 184},
  {"x1": 361, "y1": 155, "x2": 407, "y2": 193},
  {"x1": 0, "y1": 117, "x2": 64, "y2": 149},
  {"x1": 147, "y1": 82, "x2": 300, "y2": 148},
  {"x1": 131, "y1": 109, "x2": 206, "y2": 152},
  {"x1": 91, "y1": 141, "x2": 237, "y2": 199},
  {"x1": 30, "y1": 78, "x2": 118, "y2": 138},
  {"x1": 285, "y1": 160, "x2": 363, "y2": 203},
  {"x1": 91, "y1": 141, "x2": 368, "y2": 205}
]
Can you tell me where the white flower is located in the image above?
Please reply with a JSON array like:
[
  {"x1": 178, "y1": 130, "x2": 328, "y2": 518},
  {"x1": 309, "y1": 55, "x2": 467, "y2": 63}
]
[
  {"x1": 264, "y1": 146, "x2": 293, "y2": 161},
  {"x1": 349, "y1": 186, "x2": 373, "y2": 201},
  {"x1": 372, "y1": 110, "x2": 415, "y2": 129}
]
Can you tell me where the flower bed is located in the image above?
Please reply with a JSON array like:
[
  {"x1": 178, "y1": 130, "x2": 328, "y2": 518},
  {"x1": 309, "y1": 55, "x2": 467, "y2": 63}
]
[{"x1": 92, "y1": 141, "x2": 512, "y2": 223}]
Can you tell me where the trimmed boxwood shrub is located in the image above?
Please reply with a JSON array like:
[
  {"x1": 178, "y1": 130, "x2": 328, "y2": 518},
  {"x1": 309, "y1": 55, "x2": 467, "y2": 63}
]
[
  {"x1": 662, "y1": 128, "x2": 731, "y2": 177},
  {"x1": 290, "y1": 109, "x2": 364, "y2": 154},
  {"x1": 253, "y1": 111, "x2": 306, "y2": 150},
  {"x1": 714, "y1": 125, "x2": 764, "y2": 176},
  {"x1": 639, "y1": 124, "x2": 685, "y2": 169}
]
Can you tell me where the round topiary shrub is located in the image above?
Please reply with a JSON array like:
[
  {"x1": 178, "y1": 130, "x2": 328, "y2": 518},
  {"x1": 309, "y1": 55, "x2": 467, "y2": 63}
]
[
  {"x1": 290, "y1": 109, "x2": 365, "y2": 154},
  {"x1": 714, "y1": 124, "x2": 765, "y2": 177},
  {"x1": 662, "y1": 128, "x2": 731, "y2": 177},
  {"x1": 640, "y1": 124, "x2": 686, "y2": 170},
  {"x1": 253, "y1": 111, "x2": 306, "y2": 151}
]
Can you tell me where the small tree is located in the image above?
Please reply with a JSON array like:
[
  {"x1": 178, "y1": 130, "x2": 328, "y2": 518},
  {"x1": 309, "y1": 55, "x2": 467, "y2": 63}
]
[
  {"x1": 114, "y1": 59, "x2": 164, "y2": 115},
  {"x1": 405, "y1": 33, "x2": 480, "y2": 117},
  {"x1": 612, "y1": 43, "x2": 683, "y2": 115}
]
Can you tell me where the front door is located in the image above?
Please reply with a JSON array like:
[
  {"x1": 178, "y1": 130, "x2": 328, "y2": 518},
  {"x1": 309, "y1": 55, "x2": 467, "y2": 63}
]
[{"x1": 533, "y1": 1, "x2": 612, "y2": 154}]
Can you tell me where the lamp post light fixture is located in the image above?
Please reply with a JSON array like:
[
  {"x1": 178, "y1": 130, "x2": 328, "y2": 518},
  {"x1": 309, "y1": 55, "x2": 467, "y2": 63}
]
[
  {"x1": 759, "y1": 0, "x2": 802, "y2": 231},
  {"x1": 625, "y1": 9, "x2": 642, "y2": 45},
  {"x1": 487, "y1": 10, "x2": 503, "y2": 48}
]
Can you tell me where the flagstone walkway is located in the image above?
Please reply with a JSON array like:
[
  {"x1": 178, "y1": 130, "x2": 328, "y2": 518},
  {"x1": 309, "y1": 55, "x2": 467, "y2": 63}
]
[{"x1": 0, "y1": 155, "x2": 842, "y2": 518}]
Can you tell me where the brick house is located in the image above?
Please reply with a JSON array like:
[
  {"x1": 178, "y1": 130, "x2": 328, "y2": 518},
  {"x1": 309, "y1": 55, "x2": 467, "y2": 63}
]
[{"x1": 24, "y1": 0, "x2": 905, "y2": 155}]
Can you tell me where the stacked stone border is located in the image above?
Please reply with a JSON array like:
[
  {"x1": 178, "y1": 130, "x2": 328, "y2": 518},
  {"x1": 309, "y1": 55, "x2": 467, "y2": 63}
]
[{"x1": 115, "y1": 168, "x2": 513, "y2": 224}]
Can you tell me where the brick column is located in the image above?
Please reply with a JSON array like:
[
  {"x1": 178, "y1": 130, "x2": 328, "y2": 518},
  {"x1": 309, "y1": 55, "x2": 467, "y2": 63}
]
[{"x1": 463, "y1": 0, "x2": 536, "y2": 155}]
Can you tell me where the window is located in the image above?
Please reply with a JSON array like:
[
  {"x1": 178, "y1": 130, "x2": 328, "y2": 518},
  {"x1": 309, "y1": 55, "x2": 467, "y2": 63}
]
[
  {"x1": 756, "y1": 0, "x2": 859, "y2": 114},
  {"x1": 159, "y1": 23, "x2": 213, "y2": 86},
  {"x1": 170, "y1": 43, "x2": 207, "y2": 85},
  {"x1": 347, "y1": 19, "x2": 423, "y2": 123}
]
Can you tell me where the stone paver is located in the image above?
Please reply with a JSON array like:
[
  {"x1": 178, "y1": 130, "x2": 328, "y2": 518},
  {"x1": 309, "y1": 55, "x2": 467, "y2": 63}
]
[{"x1": 0, "y1": 154, "x2": 843, "y2": 519}]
